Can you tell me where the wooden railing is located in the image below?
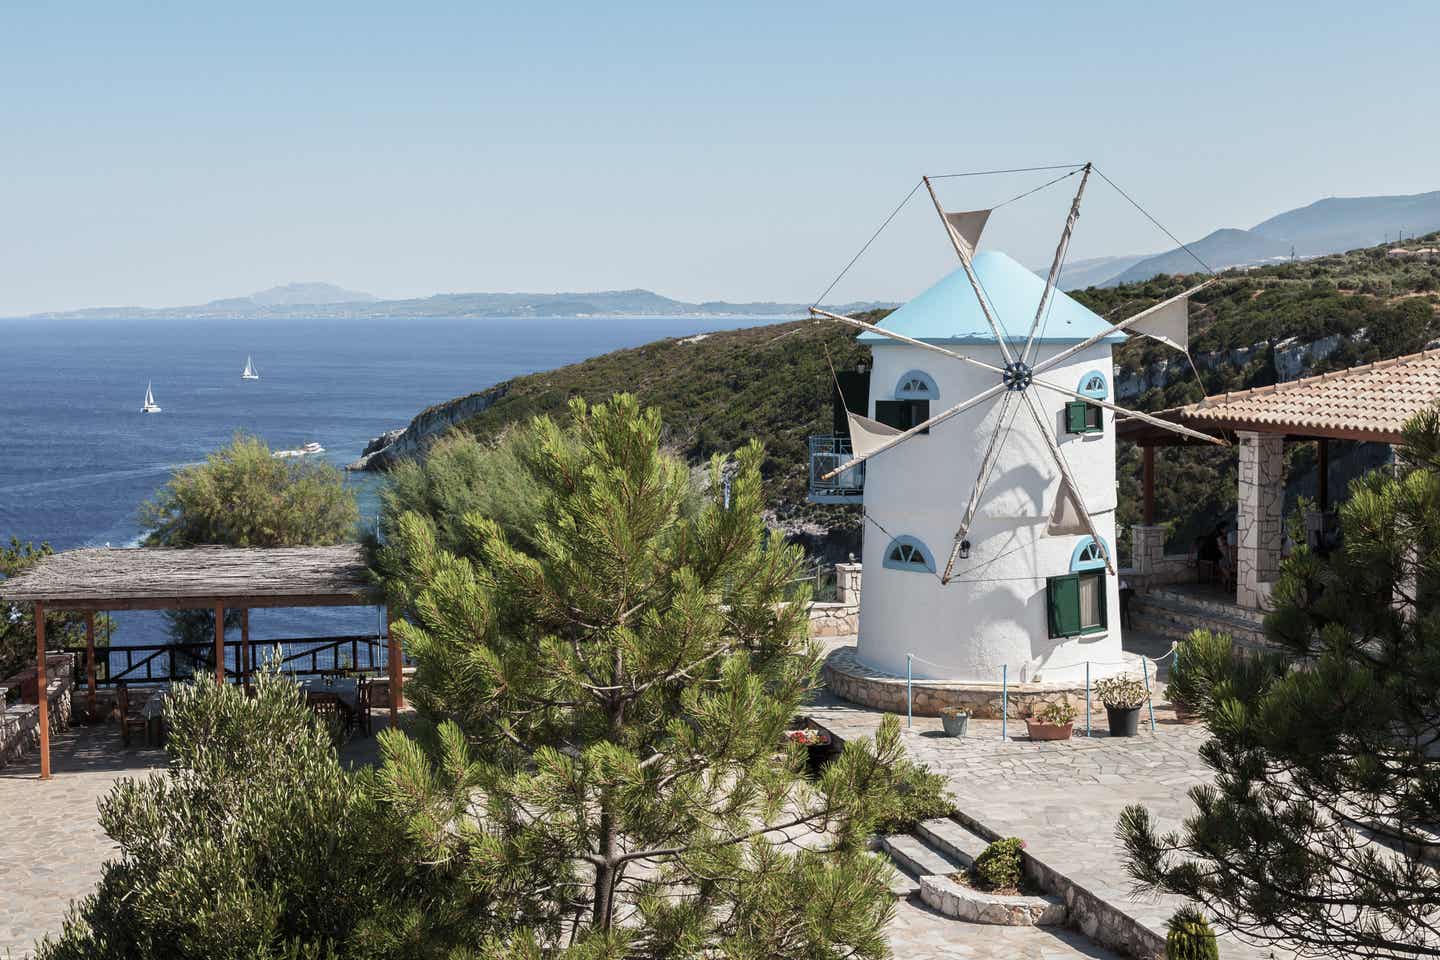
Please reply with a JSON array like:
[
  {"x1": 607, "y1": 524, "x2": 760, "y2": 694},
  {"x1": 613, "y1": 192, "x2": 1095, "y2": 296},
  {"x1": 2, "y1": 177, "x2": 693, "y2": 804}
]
[{"x1": 62, "y1": 635, "x2": 391, "y2": 687}]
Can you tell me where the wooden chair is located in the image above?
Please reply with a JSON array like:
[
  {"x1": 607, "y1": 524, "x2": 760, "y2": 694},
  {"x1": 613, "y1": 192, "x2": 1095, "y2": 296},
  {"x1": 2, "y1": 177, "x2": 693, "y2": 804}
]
[
  {"x1": 306, "y1": 691, "x2": 349, "y2": 742},
  {"x1": 114, "y1": 682, "x2": 144, "y2": 747},
  {"x1": 354, "y1": 677, "x2": 373, "y2": 736}
]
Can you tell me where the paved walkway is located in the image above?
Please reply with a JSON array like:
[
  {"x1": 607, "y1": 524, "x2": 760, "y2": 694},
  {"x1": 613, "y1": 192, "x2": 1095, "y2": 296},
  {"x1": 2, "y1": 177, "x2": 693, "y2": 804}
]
[
  {"x1": 0, "y1": 722, "x2": 164, "y2": 957},
  {"x1": 886, "y1": 896, "x2": 1122, "y2": 959},
  {"x1": 808, "y1": 635, "x2": 1286, "y2": 960}
]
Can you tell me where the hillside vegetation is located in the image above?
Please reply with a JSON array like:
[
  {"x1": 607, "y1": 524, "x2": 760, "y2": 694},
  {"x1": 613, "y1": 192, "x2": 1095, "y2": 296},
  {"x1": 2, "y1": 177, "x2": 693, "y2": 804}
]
[{"x1": 396, "y1": 235, "x2": 1440, "y2": 555}]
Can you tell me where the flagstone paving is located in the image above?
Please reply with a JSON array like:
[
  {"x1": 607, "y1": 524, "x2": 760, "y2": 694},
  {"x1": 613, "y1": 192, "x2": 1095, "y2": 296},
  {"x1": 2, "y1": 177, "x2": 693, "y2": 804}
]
[{"x1": 807, "y1": 636, "x2": 1288, "y2": 960}]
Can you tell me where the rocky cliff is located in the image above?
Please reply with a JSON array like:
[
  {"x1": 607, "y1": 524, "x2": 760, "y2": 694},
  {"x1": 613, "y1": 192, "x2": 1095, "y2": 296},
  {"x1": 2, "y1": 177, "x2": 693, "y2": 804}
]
[{"x1": 348, "y1": 382, "x2": 510, "y2": 471}]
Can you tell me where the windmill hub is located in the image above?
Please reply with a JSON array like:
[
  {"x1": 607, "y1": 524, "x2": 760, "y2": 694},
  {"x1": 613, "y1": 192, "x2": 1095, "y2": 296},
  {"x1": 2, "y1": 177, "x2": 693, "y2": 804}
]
[{"x1": 1002, "y1": 360, "x2": 1034, "y2": 392}]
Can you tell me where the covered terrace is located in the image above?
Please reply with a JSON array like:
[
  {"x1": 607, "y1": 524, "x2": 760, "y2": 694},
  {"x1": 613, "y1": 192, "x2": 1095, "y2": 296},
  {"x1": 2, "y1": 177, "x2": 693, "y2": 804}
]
[
  {"x1": 1119, "y1": 347, "x2": 1440, "y2": 610},
  {"x1": 0, "y1": 544, "x2": 404, "y2": 779}
]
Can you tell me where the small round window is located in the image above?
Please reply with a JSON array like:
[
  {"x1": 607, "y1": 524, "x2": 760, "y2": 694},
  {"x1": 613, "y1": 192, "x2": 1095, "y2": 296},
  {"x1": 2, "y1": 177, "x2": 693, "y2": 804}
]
[
  {"x1": 883, "y1": 536, "x2": 935, "y2": 573},
  {"x1": 895, "y1": 370, "x2": 939, "y2": 401},
  {"x1": 1077, "y1": 370, "x2": 1108, "y2": 400}
]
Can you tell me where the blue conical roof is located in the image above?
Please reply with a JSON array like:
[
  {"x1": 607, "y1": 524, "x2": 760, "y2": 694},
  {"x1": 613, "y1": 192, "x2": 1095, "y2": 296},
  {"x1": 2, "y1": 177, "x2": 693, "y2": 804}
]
[{"x1": 858, "y1": 250, "x2": 1123, "y2": 345}]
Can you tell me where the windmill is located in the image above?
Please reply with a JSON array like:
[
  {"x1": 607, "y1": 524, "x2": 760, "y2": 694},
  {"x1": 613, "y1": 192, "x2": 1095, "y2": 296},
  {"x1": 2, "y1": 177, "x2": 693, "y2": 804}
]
[{"x1": 810, "y1": 163, "x2": 1225, "y2": 586}]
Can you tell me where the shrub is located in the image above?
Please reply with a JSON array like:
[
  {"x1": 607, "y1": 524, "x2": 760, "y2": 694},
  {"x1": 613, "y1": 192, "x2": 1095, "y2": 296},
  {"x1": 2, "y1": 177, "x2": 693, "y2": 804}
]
[
  {"x1": 872, "y1": 758, "x2": 956, "y2": 834},
  {"x1": 1036, "y1": 700, "x2": 1076, "y2": 725},
  {"x1": 1166, "y1": 629, "x2": 1235, "y2": 714},
  {"x1": 973, "y1": 837, "x2": 1025, "y2": 892},
  {"x1": 1094, "y1": 673, "x2": 1147, "y2": 709},
  {"x1": 1165, "y1": 905, "x2": 1220, "y2": 960}
]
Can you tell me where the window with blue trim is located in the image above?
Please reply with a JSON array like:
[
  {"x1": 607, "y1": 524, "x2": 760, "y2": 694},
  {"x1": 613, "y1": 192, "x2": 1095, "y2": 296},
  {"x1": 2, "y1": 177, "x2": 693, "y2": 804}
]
[
  {"x1": 1069, "y1": 536, "x2": 1109, "y2": 571},
  {"x1": 894, "y1": 370, "x2": 939, "y2": 401},
  {"x1": 883, "y1": 535, "x2": 935, "y2": 573},
  {"x1": 1047, "y1": 537, "x2": 1110, "y2": 637},
  {"x1": 1077, "y1": 370, "x2": 1108, "y2": 400}
]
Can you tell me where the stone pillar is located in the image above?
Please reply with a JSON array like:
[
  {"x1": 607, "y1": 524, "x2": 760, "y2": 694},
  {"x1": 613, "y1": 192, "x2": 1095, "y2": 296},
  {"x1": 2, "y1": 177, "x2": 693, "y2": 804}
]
[
  {"x1": 834, "y1": 562, "x2": 862, "y2": 605},
  {"x1": 1236, "y1": 431, "x2": 1284, "y2": 609},
  {"x1": 1131, "y1": 525, "x2": 1166, "y2": 575}
]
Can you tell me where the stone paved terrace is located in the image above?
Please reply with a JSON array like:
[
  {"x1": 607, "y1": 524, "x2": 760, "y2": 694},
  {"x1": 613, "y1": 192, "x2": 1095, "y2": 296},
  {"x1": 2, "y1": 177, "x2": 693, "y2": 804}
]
[
  {"x1": 807, "y1": 642, "x2": 1291, "y2": 960},
  {"x1": 0, "y1": 721, "x2": 165, "y2": 957}
]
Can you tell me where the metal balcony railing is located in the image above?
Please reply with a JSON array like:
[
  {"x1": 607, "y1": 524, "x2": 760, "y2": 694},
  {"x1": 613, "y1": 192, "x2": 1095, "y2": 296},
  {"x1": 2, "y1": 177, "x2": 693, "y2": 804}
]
[{"x1": 808, "y1": 435, "x2": 864, "y2": 503}]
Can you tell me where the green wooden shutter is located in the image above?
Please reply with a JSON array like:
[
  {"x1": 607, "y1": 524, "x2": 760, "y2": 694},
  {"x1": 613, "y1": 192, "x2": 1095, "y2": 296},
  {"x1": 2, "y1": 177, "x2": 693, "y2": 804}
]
[
  {"x1": 1065, "y1": 401, "x2": 1088, "y2": 434},
  {"x1": 910, "y1": 399, "x2": 931, "y2": 434},
  {"x1": 1046, "y1": 574, "x2": 1081, "y2": 637},
  {"x1": 874, "y1": 400, "x2": 908, "y2": 430}
]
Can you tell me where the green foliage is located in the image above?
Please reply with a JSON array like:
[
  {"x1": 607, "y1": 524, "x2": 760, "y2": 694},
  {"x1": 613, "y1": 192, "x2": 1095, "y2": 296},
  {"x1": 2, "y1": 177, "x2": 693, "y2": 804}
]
[
  {"x1": 140, "y1": 433, "x2": 358, "y2": 548},
  {"x1": 1036, "y1": 699, "x2": 1077, "y2": 725},
  {"x1": 1093, "y1": 673, "x2": 1147, "y2": 709},
  {"x1": 381, "y1": 428, "x2": 549, "y2": 556},
  {"x1": 872, "y1": 758, "x2": 956, "y2": 834},
  {"x1": 0, "y1": 538, "x2": 111, "y2": 688},
  {"x1": 1166, "y1": 629, "x2": 1235, "y2": 713},
  {"x1": 1165, "y1": 906, "x2": 1221, "y2": 960},
  {"x1": 973, "y1": 837, "x2": 1025, "y2": 892},
  {"x1": 1120, "y1": 405, "x2": 1440, "y2": 958},
  {"x1": 371, "y1": 394, "x2": 905, "y2": 956},
  {"x1": 34, "y1": 668, "x2": 405, "y2": 960}
]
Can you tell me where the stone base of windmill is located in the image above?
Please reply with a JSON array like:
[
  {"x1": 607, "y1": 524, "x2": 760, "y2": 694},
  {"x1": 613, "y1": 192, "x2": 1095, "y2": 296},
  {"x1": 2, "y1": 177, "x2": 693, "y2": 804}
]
[{"x1": 822, "y1": 644, "x2": 1098, "y2": 719}]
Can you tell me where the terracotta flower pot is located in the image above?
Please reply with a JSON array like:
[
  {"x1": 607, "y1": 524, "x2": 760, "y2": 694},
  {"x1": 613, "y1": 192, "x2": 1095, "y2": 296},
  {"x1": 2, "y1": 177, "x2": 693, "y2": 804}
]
[{"x1": 1025, "y1": 719, "x2": 1074, "y2": 741}]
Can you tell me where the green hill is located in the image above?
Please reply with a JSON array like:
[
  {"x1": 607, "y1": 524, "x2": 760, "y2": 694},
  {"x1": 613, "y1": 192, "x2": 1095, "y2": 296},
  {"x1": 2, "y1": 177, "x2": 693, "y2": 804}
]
[{"x1": 361, "y1": 234, "x2": 1440, "y2": 558}]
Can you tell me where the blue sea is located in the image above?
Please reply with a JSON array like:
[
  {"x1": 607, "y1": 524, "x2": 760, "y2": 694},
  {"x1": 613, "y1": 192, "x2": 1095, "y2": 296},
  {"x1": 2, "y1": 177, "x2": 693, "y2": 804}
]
[{"x1": 0, "y1": 314, "x2": 782, "y2": 645}]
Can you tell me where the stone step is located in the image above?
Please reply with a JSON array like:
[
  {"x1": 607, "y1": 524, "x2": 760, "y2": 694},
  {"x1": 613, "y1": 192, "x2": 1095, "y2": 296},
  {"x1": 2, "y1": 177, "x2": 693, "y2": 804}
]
[
  {"x1": 1146, "y1": 588, "x2": 1266, "y2": 626},
  {"x1": 914, "y1": 817, "x2": 990, "y2": 871},
  {"x1": 880, "y1": 832, "x2": 967, "y2": 882}
]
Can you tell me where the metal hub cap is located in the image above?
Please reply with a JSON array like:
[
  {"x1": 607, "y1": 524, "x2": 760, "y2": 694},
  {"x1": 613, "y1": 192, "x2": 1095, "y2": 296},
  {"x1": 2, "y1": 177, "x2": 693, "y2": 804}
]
[{"x1": 1002, "y1": 361, "x2": 1033, "y2": 392}]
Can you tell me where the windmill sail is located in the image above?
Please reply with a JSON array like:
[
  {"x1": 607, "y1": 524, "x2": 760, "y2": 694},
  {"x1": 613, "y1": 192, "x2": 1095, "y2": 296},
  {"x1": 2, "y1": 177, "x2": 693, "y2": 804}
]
[
  {"x1": 1046, "y1": 477, "x2": 1089, "y2": 536},
  {"x1": 845, "y1": 410, "x2": 903, "y2": 459},
  {"x1": 1124, "y1": 292, "x2": 1192, "y2": 352},
  {"x1": 941, "y1": 209, "x2": 991, "y2": 260}
]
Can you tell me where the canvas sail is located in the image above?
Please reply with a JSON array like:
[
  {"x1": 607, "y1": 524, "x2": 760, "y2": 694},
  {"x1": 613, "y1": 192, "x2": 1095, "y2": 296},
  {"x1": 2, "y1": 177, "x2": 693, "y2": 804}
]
[
  {"x1": 1124, "y1": 291, "x2": 1192, "y2": 352},
  {"x1": 1046, "y1": 477, "x2": 1089, "y2": 535},
  {"x1": 845, "y1": 410, "x2": 903, "y2": 459},
  {"x1": 942, "y1": 209, "x2": 991, "y2": 261}
]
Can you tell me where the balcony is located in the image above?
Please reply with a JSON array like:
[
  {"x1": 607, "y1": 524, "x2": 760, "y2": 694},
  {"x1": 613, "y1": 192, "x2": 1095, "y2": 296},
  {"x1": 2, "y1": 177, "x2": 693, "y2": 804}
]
[{"x1": 808, "y1": 435, "x2": 864, "y2": 504}]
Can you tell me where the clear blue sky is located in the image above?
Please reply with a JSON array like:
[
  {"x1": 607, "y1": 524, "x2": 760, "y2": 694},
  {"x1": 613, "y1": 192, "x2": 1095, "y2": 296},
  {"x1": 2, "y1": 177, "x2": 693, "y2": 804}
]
[{"x1": 3, "y1": 0, "x2": 1437, "y2": 315}]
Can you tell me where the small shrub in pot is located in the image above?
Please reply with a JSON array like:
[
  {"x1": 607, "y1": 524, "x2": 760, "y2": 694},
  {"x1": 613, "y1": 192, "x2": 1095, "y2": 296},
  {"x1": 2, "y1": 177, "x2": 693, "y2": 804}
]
[
  {"x1": 938, "y1": 705, "x2": 969, "y2": 737},
  {"x1": 1094, "y1": 673, "x2": 1147, "y2": 737},
  {"x1": 1024, "y1": 699, "x2": 1075, "y2": 740}
]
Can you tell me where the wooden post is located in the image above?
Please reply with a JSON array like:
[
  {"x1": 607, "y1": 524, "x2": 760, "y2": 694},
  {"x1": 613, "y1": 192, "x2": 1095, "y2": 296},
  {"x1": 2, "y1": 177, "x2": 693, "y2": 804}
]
[
  {"x1": 35, "y1": 601, "x2": 50, "y2": 781},
  {"x1": 214, "y1": 604, "x2": 225, "y2": 684},
  {"x1": 387, "y1": 606, "x2": 403, "y2": 725},
  {"x1": 1317, "y1": 438, "x2": 1330, "y2": 512},
  {"x1": 1142, "y1": 444, "x2": 1156, "y2": 526},
  {"x1": 85, "y1": 611, "x2": 97, "y2": 718},
  {"x1": 241, "y1": 608, "x2": 250, "y2": 683}
]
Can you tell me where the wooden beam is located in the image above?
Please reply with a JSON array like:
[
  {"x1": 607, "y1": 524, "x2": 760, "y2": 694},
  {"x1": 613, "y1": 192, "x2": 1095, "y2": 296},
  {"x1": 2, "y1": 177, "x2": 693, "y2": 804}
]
[
  {"x1": 241, "y1": 608, "x2": 251, "y2": 683},
  {"x1": 387, "y1": 606, "x2": 403, "y2": 726},
  {"x1": 1318, "y1": 438, "x2": 1330, "y2": 511},
  {"x1": 8, "y1": 593, "x2": 379, "y2": 613},
  {"x1": 85, "y1": 611, "x2": 97, "y2": 718},
  {"x1": 1142, "y1": 445, "x2": 1156, "y2": 526},
  {"x1": 36, "y1": 601, "x2": 50, "y2": 780},
  {"x1": 214, "y1": 603, "x2": 225, "y2": 684}
]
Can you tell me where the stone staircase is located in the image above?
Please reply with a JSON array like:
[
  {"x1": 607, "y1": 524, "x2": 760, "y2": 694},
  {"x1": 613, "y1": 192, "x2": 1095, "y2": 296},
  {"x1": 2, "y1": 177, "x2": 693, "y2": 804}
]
[
  {"x1": 1130, "y1": 587, "x2": 1271, "y2": 652},
  {"x1": 879, "y1": 819, "x2": 1066, "y2": 926}
]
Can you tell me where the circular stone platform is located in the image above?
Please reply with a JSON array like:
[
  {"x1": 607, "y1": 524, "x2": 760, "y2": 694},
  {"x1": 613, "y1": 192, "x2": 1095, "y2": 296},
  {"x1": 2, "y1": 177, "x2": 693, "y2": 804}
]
[{"x1": 822, "y1": 644, "x2": 1147, "y2": 719}]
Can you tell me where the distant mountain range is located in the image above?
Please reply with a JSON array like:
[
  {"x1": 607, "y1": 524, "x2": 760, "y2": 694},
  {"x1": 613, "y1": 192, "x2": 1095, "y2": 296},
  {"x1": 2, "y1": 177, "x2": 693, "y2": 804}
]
[
  {"x1": 13, "y1": 285, "x2": 892, "y2": 322},
  {"x1": 1060, "y1": 190, "x2": 1440, "y2": 289}
]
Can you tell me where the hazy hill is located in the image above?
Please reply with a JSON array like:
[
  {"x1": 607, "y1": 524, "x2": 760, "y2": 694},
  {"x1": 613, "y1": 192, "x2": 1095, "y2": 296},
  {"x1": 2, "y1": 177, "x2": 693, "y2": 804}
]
[
  {"x1": 13, "y1": 285, "x2": 891, "y2": 322},
  {"x1": 1069, "y1": 190, "x2": 1440, "y2": 288}
]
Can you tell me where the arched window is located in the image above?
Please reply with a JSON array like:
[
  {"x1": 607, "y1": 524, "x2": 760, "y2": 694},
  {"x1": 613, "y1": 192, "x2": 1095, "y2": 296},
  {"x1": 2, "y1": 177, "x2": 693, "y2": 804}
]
[
  {"x1": 1070, "y1": 536, "x2": 1110, "y2": 572},
  {"x1": 895, "y1": 370, "x2": 939, "y2": 401},
  {"x1": 883, "y1": 535, "x2": 935, "y2": 573},
  {"x1": 1077, "y1": 370, "x2": 1108, "y2": 400}
]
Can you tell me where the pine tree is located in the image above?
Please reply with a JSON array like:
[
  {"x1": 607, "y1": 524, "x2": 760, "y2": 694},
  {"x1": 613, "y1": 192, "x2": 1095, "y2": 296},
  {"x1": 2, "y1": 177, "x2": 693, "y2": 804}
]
[
  {"x1": 371, "y1": 394, "x2": 905, "y2": 957},
  {"x1": 1120, "y1": 406, "x2": 1440, "y2": 958}
]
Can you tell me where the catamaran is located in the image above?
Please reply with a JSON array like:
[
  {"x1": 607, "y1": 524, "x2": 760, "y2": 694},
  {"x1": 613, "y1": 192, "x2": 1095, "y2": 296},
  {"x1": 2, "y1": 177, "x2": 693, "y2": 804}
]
[
  {"x1": 241, "y1": 356, "x2": 260, "y2": 380},
  {"x1": 141, "y1": 382, "x2": 161, "y2": 414}
]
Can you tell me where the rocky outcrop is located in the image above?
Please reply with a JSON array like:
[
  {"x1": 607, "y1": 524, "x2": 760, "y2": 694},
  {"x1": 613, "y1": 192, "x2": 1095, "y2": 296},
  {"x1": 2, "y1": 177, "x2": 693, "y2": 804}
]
[
  {"x1": 1116, "y1": 332, "x2": 1358, "y2": 401},
  {"x1": 348, "y1": 382, "x2": 511, "y2": 471}
]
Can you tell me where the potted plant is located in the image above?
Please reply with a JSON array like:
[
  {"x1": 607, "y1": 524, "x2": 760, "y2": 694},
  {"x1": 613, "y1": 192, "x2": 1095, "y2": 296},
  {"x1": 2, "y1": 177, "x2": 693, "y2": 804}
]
[
  {"x1": 939, "y1": 705, "x2": 969, "y2": 737},
  {"x1": 1094, "y1": 673, "x2": 1147, "y2": 737},
  {"x1": 785, "y1": 727, "x2": 833, "y2": 776},
  {"x1": 1024, "y1": 700, "x2": 1075, "y2": 741}
]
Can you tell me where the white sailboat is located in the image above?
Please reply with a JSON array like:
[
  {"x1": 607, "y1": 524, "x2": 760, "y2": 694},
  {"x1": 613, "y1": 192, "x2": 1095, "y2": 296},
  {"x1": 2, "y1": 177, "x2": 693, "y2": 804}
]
[
  {"x1": 241, "y1": 356, "x2": 260, "y2": 380},
  {"x1": 141, "y1": 382, "x2": 161, "y2": 414}
]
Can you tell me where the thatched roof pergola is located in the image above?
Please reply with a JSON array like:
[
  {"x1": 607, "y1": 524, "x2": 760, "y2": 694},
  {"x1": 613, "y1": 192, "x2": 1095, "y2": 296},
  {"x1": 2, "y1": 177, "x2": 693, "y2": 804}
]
[
  {"x1": 0, "y1": 545, "x2": 377, "y2": 611},
  {"x1": 0, "y1": 545, "x2": 400, "y2": 780}
]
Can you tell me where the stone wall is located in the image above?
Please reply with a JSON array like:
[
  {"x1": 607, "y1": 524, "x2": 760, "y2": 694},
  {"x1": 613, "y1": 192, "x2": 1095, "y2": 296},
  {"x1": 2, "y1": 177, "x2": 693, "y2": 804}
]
[
  {"x1": 807, "y1": 602, "x2": 859, "y2": 638},
  {"x1": 823, "y1": 646, "x2": 1092, "y2": 720},
  {"x1": 1237, "y1": 431, "x2": 1285, "y2": 609},
  {"x1": 0, "y1": 653, "x2": 75, "y2": 769}
]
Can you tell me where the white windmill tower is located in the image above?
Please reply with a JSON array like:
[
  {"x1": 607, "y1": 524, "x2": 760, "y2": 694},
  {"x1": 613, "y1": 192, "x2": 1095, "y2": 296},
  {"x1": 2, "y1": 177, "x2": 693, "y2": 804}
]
[{"x1": 811, "y1": 164, "x2": 1220, "y2": 685}]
